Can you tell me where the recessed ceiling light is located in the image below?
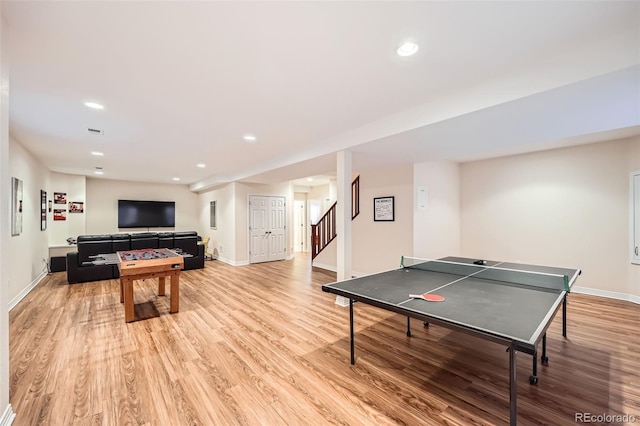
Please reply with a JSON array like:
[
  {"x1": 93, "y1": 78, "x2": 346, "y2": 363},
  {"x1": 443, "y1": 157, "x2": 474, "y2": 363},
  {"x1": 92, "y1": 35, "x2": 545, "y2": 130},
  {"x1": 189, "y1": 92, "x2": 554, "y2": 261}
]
[
  {"x1": 397, "y1": 41, "x2": 419, "y2": 57},
  {"x1": 84, "y1": 102, "x2": 104, "y2": 110},
  {"x1": 172, "y1": 177, "x2": 181, "y2": 181},
  {"x1": 243, "y1": 134, "x2": 257, "y2": 142},
  {"x1": 91, "y1": 151, "x2": 104, "y2": 156},
  {"x1": 196, "y1": 163, "x2": 206, "y2": 168},
  {"x1": 307, "y1": 178, "x2": 314, "y2": 182},
  {"x1": 94, "y1": 170, "x2": 104, "y2": 175}
]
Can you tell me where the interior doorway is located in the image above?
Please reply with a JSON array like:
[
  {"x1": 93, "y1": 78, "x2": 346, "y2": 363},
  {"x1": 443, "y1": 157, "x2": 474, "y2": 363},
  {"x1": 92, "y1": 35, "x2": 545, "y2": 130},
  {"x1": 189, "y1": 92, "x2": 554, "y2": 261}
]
[{"x1": 293, "y1": 200, "x2": 307, "y2": 253}]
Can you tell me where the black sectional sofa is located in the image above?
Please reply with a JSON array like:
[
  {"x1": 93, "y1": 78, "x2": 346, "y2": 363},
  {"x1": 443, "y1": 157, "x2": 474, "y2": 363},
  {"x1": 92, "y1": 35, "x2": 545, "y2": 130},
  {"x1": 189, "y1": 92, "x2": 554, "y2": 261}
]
[{"x1": 67, "y1": 231, "x2": 205, "y2": 284}]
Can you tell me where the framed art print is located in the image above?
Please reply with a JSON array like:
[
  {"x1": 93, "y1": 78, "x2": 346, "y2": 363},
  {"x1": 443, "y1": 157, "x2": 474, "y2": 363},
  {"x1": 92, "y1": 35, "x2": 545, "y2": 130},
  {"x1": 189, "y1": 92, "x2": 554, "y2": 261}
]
[
  {"x1": 41, "y1": 190, "x2": 47, "y2": 231},
  {"x1": 11, "y1": 177, "x2": 23, "y2": 235},
  {"x1": 374, "y1": 196, "x2": 394, "y2": 222}
]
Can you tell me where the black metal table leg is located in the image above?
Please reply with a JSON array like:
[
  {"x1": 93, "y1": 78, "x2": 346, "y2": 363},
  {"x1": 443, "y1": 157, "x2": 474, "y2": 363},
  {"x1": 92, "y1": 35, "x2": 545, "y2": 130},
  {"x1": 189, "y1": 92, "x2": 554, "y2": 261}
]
[
  {"x1": 562, "y1": 294, "x2": 567, "y2": 337},
  {"x1": 541, "y1": 333, "x2": 548, "y2": 364},
  {"x1": 350, "y1": 299, "x2": 355, "y2": 365},
  {"x1": 529, "y1": 350, "x2": 538, "y2": 384},
  {"x1": 407, "y1": 317, "x2": 411, "y2": 337},
  {"x1": 509, "y1": 342, "x2": 517, "y2": 426}
]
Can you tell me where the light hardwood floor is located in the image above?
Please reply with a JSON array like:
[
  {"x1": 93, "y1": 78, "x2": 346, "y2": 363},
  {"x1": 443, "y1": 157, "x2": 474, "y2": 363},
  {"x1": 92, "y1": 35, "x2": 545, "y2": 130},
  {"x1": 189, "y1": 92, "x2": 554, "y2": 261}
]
[{"x1": 9, "y1": 255, "x2": 640, "y2": 425}]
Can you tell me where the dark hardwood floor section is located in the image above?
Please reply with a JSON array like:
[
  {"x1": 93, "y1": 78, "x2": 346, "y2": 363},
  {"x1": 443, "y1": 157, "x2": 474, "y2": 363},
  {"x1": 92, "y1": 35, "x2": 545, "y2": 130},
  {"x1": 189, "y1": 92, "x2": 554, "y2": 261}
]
[{"x1": 9, "y1": 254, "x2": 640, "y2": 425}]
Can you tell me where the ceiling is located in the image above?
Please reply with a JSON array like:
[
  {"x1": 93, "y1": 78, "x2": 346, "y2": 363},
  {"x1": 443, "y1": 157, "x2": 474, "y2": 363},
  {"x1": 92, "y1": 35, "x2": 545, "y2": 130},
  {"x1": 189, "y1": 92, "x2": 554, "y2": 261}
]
[{"x1": 4, "y1": 1, "x2": 639, "y2": 192}]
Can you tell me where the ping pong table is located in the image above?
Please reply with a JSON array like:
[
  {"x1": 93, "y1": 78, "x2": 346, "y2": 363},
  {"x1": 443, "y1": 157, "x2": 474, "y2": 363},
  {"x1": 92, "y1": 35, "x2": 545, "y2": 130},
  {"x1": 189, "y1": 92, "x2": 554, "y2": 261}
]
[{"x1": 322, "y1": 256, "x2": 581, "y2": 426}]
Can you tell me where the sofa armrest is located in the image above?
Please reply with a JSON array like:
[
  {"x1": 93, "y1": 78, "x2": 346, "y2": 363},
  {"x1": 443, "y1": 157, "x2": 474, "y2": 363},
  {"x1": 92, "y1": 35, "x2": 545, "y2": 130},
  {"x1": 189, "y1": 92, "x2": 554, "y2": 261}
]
[
  {"x1": 66, "y1": 252, "x2": 80, "y2": 284},
  {"x1": 183, "y1": 244, "x2": 205, "y2": 270}
]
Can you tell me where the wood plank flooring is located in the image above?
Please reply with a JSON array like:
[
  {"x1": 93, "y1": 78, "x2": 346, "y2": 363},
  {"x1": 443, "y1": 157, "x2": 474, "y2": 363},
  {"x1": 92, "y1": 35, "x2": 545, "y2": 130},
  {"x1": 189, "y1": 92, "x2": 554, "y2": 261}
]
[{"x1": 9, "y1": 255, "x2": 640, "y2": 425}]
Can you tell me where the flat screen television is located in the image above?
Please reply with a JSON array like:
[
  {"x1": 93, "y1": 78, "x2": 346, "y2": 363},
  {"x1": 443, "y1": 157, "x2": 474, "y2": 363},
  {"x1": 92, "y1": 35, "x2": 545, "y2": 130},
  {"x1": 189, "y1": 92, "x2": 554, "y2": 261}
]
[{"x1": 118, "y1": 200, "x2": 175, "y2": 228}]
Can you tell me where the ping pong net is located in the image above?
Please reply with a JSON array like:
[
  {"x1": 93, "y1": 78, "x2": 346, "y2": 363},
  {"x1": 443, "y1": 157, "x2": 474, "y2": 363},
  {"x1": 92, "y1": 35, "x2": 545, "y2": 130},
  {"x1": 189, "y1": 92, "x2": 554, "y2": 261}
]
[{"x1": 400, "y1": 256, "x2": 570, "y2": 293}]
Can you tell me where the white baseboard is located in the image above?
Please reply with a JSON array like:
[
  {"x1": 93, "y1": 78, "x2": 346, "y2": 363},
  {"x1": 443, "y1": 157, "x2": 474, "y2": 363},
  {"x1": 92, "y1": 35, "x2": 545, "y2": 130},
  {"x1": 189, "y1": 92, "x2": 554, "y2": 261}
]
[
  {"x1": 310, "y1": 262, "x2": 366, "y2": 279},
  {"x1": 572, "y1": 286, "x2": 640, "y2": 304},
  {"x1": 311, "y1": 262, "x2": 335, "y2": 272},
  {"x1": 214, "y1": 256, "x2": 249, "y2": 267},
  {"x1": 0, "y1": 404, "x2": 15, "y2": 426},
  {"x1": 9, "y1": 267, "x2": 48, "y2": 311}
]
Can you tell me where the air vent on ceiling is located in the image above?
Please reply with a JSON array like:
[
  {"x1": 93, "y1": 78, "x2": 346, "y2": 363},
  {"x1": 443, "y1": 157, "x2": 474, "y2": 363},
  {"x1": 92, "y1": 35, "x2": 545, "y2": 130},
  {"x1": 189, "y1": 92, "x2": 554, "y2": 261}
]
[{"x1": 87, "y1": 128, "x2": 104, "y2": 135}]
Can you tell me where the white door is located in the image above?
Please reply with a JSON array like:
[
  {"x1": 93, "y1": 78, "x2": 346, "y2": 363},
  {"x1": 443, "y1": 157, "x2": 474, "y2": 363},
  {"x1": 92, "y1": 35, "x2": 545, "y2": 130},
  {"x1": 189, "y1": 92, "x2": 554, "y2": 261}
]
[
  {"x1": 293, "y1": 200, "x2": 306, "y2": 252},
  {"x1": 268, "y1": 196, "x2": 286, "y2": 261},
  {"x1": 249, "y1": 196, "x2": 270, "y2": 263},
  {"x1": 249, "y1": 195, "x2": 286, "y2": 263},
  {"x1": 633, "y1": 173, "x2": 640, "y2": 263}
]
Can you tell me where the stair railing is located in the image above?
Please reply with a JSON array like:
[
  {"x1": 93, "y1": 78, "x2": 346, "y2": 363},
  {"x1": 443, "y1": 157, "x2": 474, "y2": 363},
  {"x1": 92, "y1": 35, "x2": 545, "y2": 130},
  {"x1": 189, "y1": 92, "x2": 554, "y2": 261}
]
[{"x1": 310, "y1": 176, "x2": 359, "y2": 260}]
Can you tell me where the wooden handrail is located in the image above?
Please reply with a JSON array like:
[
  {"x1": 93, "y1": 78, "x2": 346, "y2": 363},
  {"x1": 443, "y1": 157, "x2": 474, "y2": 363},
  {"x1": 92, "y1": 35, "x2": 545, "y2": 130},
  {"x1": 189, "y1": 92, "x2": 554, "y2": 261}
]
[{"x1": 311, "y1": 176, "x2": 359, "y2": 260}]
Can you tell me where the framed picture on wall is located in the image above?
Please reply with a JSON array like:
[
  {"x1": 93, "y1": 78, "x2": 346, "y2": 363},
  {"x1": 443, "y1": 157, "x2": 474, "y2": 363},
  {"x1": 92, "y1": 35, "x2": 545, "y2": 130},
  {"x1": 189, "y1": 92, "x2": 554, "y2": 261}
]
[
  {"x1": 210, "y1": 201, "x2": 217, "y2": 229},
  {"x1": 11, "y1": 177, "x2": 23, "y2": 235},
  {"x1": 69, "y1": 202, "x2": 84, "y2": 213},
  {"x1": 53, "y1": 209, "x2": 66, "y2": 221},
  {"x1": 41, "y1": 190, "x2": 47, "y2": 231},
  {"x1": 374, "y1": 196, "x2": 395, "y2": 222},
  {"x1": 54, "y1": 192, "x2": 67, "y2": 204}
]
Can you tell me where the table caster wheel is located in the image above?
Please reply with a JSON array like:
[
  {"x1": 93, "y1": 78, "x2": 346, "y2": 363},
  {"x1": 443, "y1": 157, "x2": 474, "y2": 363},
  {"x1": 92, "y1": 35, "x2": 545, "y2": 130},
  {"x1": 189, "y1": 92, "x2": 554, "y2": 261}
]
[
  {"x1": 529, "y1": 375, "x2": 538, "y2": 385},
  {"x1": 423, "y1": 322, "x2": 429, "y2": 327},
  {"x1": 541, "y1": 355, "x2": 549, "y2": 365}
]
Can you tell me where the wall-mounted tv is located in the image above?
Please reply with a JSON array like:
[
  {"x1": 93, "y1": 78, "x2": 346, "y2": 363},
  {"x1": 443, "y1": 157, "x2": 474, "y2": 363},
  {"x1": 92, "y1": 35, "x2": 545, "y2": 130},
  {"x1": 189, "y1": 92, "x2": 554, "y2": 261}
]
[{"x1": 118, "y1": 200, "x2": 175, "y2": 228}]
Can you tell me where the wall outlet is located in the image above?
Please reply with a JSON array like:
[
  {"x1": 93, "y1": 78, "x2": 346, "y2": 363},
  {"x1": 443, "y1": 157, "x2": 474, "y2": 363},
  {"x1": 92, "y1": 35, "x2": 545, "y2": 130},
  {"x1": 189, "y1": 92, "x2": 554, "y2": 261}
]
[{"x1": 219, "y1": 245, "x2": 223, "y2": 253}]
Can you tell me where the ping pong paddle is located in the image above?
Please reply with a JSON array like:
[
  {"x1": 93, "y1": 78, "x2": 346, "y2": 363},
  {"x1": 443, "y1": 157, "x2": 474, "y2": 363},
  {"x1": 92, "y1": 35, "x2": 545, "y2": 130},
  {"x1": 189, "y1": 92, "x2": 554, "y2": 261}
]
[{"x1": 409, "y1": 293, "x2": 445, "y2": 302}]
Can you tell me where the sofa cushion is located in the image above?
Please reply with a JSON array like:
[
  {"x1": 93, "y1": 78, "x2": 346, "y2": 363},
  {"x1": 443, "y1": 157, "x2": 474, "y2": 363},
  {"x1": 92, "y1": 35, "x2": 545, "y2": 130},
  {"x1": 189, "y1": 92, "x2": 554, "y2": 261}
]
[
  {"x1": 158, "y1": 232, "x2": 174, "y2": 249},
  {"x1": 111, "y1": 234, "x2": 131, "y2": 252},
  {"x1": 130, "y1": 232, "x2": 159, "y2": 250},
  {"x1": 78, "y1": 240, "x2": 114, "y2": 264},
  {"x1": 77, "y1": 234, "x2": 112, "y2": 243},
  {"x1": 173, "y1": 234, "x2": 197, "y2": 256},
  {"x1": 174, "y1": 231, "x2": 197, "y2": 237},
  {"x1": 130, "y1": 232, "x2": 159, "y2": 239}
]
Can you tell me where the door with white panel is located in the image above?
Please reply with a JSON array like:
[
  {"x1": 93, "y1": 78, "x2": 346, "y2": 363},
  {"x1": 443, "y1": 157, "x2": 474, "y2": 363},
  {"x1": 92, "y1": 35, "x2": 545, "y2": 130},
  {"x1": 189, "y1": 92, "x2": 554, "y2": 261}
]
[
  {"x1": 633, "y1": 173, "x2": 640, "y2": 263},
  {"x1": 249, "y1": 195, "x2": 286, "y2": 263},
  {"x1": 249, "y1": 196, "x2": 270, "y2": 263},
  {"x1": 293, "y1": 200, "x2": 307, "y2": 252}
]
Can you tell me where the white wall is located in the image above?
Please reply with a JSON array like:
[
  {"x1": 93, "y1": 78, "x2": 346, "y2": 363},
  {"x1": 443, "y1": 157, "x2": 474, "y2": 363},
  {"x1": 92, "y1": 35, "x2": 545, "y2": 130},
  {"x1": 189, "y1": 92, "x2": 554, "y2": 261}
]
[
  {"x1": 8, "y1": 137, "x2": 50, "y2": 304},
  {"x1": 307, "y1": 184, "x2": 331, "y2": 216},
  {"x1": 293, "y1": 192, "x2": 309, "y2": 253},
  {"x1": 197, "y1": 182, "x2": 237, "y2": 264},
  {"x1": 314, "y1": 164, "x2": 414, "y2": 275},
  {"x1": 0, "y1": 6, "x2": 13, "y2": 421},
  {"x1": 353, "y1": 164, "x2": 414, "y2": 273},
  {"x1": 413, "y1": 160, "x2": 461, "y2": 259},
  {"x1": 197, "y1": 181, "x2": 295, "y2": 265},
  {"x1": 312, "y1": 233, "x2": 337, "y2": 271},
  {"x1": 460, "y1": 136, "x2": 640, "y2": 300},
  {"x1": 86, "y1": 178, "x2": 199, "y2": 235},
  {"x1": 234, "y1": 181, "x2": 295, "y2": 264},
  {"x1": 49, "y1": 172, "x2": 86, "y2": 245}
]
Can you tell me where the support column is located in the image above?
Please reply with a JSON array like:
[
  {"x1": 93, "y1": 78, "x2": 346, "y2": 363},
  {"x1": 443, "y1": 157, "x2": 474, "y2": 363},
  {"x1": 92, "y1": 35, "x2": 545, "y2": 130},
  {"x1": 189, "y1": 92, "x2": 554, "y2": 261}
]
[{"x1": 335, "y1": 150, "x2": 352, "y2": 307}]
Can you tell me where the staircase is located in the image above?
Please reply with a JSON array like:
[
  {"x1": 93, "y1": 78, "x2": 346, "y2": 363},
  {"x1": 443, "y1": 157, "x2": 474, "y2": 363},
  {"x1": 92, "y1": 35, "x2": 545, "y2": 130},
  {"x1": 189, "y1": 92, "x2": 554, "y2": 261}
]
[{"x1": 310, "y1": 176, "x2": 360, "y2": 260}]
